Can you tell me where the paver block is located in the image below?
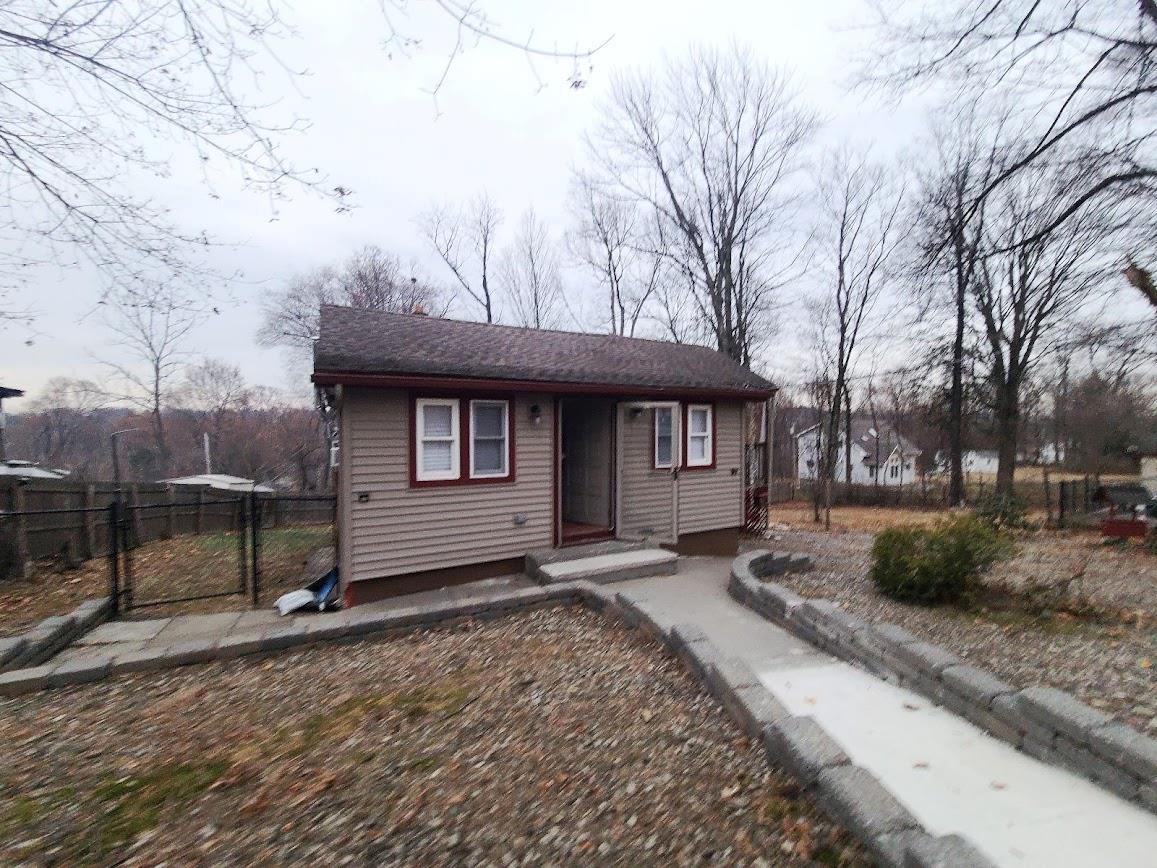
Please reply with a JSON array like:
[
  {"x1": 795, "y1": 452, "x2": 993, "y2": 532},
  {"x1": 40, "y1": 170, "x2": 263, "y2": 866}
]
[
  {"x1": 815, "y1": 765, "x2": 920, "y2": 838},
  {"x1": 110, "y1": 649, "x2": 168, "y2": 674},
  {"x1": 259, "y1": 624, "x2": 309, "y2": 652},
  {"x1": 1054, "y1": 734, "x2": 1141, "y2": 800},
  {"x1": 785, "y1": 553, "x2": 813, "y2": 572},
  {"x1": 707, "y1": 655, "x2": 758, "y2": 700},
  {"x1": 538, "y1": 548, "x2": 677, "y2": 584},
  {"x1": 163, "y1": 638, "x2": 219, "y2": 666},
  {"x1": 763, "y1": 716, "x2": 851, "y2": 785},
  {"x1": 1016, "y1": 686, "x2": 1111, "y2": 741},
  {"x1": 1020, "y1": 733, "x2": 1055, "y2": 763},
  {"x1": 234, "y1": 609, "x2": 281, "y2": 630},
  {"x1": 0, "y1": 664, "x2": 55, "y2": 696},
  {"x1": 301, "y1": 614, "x2": 350, "y2": 643},
  {"x1": 903, "y1": 833, "x2": 997, "y2": 868},
  {"x1": 727, "y1": 685, "x2": 790, "y2": 738},
  {"x1": 49, "y1": 655, "x2": 112, "y2": 686},
  {"x1": 214, "y1": 632, "x2": 265, "y2": 660},
  {"x1": 1086, "y1": 722, "x2": 1157, "y2": 781},
  {"x1": 754, "y1": 582, "x2": 804, "y2": 620},
  {"x1": 0, "y1": 636, "x2": 27, "y2": 667},
  {"x1": 681, "y1": 637, "x2": 724, "y2": 685},
  {"x1": 1139, "y1": 783, "x2": 1157, "y2": 812},
  {"x1": 78, "y1": 618, "x2": 171, "y2": 645},
  {"x1": 940, "y1": 665, "x2": 1015, "y2": 709},
  {"x1": 343, "y1": 609, "x2": 401, "y2": 637},
  {"x1": 613, "y1": 592, "x2": 647, "y2": 628},
  {"x1": 892, "y1": 641, "x2": 960, "y2": 676},
  {"x1": 669, "y1": 623, "x2": 709, "y2": 654},
  {"x1": 573, "y1": 580, "x2": 615, "y2": 611},
  {"x1": 154, "y1": 612, "x2": 243, "y2": 642}
]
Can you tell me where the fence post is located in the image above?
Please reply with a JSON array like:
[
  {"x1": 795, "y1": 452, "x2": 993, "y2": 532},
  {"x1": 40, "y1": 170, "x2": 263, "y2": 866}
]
[
  {"x1": 12, "y1": 484, "x2": 29, "y2": 579},
  {"x1": 165, "y1": 485, "x2": 176, "y2": 540},
  {"x1": 82, "y1": 485, "x2": 97, "y2": 559},
  {"x1": 250, "y1": 492, "x2": 261, "y2": 608},
  {"x1": 119, "y1": 504, "x2": 133, "y2": 611},
  {"x1": 236, "y1": 496, "x2": 248, "y2": 597},
  {"x1": 129, "y1": 484, "x2": 144, "y2": 545},
  {"x1": 1082, "y1": 476, "x2": 1091, "y2": 513},
  {"x1": 1058, "y1": 481, "x2": 1067, "y2": 528},
  {"x1": 107, "y1": 499, "x2": 119, "y2": 615}
]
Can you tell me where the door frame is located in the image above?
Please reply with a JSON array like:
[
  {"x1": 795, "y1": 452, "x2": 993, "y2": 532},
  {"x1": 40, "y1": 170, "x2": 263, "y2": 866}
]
[{"x1": 554, "y1": 396, "x2": 618, "y2": 547}]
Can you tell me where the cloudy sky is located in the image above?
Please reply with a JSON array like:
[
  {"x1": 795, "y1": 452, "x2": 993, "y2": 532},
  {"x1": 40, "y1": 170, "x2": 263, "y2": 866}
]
[{"x1": 6, "y1": 0, "x2": 925, "y2": 401}]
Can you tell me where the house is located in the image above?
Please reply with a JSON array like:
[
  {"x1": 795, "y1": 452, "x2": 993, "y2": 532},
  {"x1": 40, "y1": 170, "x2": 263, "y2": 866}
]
[
  {"x1": 0, "y1": 460, "x2": 68, "y2": 480},
  {"x1": 1140, "y1": 441, "x2": 1157, "y2": 497},
  {"x1": 312, "y1": 306, "x2": 775, "y2": 604},
  {"x1": 161, "y1": 473, "x2": 276, "y2": 493},
  {"x1": 934, "y1": 449, "x2": 1001, "y2": 478},
  {"x1": 794, "y1": 418, "x2": 920, "y2": 486}
]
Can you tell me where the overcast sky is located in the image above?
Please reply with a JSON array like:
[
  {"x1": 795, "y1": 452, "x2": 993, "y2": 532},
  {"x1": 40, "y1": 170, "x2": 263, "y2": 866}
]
[{"x1": 5, "y1": 0, "x2": 928, "y2": 402}]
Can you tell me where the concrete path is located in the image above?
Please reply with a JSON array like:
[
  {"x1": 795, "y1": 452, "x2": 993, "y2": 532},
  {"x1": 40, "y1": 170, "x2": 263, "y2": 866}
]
[
  {"x1": 58, "y1": 574, "x2": 533, "y2": 662},
  {"x1": 618, "y1": 558, "x2": 1157, "y2": 868}
]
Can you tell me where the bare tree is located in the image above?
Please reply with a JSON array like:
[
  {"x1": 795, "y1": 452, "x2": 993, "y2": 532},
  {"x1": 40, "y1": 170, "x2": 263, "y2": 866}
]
[
  {"x1": 973, "y1": 158, "x2": 1118, "y2": 495},
  {"x1": 258, "y1": 245, "x2": 447, "y2": 352},
  {"x1": 498, "y1": 209, "x2": 565, "y2": 329},
  {"x1": 811, "y1": 149, "x2": 906, "y2": 521},
  {"x1": 418, "y1": 194, "x2": 503, "y2": 323},
  {"x1": 868, "y1": 1, "x2": 1157, "y2": 260},
  {"x1": 24, "y1": 377, "x2": 107, "y2": 474},
  {"x1": 567, "y1": 173, "x2": 663, "y2": 336},
  {"x1": 177, "y1": 358, "x2": 251, "y2": 470},
  {"x1": 912, "y1": 113, "x2": 1003, "y2": 505},
  {"x1": 587, "y1": 45, "x2": 815, "y2": 364},
  {"x1": 100, "y1": 286, "x2": 202, "y2": 476}
]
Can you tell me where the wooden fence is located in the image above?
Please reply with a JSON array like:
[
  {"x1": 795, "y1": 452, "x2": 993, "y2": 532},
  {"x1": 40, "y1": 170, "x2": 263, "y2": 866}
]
[{"x1": 0, "y1": 479, "x2": 331, "y2": 579}]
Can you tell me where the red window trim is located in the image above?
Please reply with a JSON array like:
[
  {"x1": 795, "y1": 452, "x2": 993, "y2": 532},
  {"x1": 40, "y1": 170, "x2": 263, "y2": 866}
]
[
  {"x1": 409, "y1": 393, "x2": 517, "y2": 488},
  {"x1": 682, "y1": 401, "x2": 717, "y2": 471}
]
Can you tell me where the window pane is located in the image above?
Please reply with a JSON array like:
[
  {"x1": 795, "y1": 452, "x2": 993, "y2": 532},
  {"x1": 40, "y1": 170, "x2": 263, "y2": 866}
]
[
  {"x1": 473, "y1": 403, "x2": 505, "y2": 438},
  {"x1": 690, "y1": 408, "x2": 710, "y2": 435},
  {"x1": 422, "y1": 440, "x2": 453, "y2": 472},
  {"x1": 423, "y1": 404, "x2": 453, "y2": 438},
  {"x1": 689, "y1": 435, "x2": 707, "y2": 462},
  {"x1": 656, "y1": 408, "x2": 672, "y2": 436},
  {"x1": 656, "y1": 435, "x2": 672, "y2": 466},
  {"x1": 474, "y1": 439, "x2": 505, "y2": 474}
]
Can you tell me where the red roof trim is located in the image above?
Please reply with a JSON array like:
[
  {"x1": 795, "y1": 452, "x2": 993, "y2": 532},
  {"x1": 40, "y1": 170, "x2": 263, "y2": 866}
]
[{"x1": 312, "y1": 370, "x2": 775, "y2": 400}]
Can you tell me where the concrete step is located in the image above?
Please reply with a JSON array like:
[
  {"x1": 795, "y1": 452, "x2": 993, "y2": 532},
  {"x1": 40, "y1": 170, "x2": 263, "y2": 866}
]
[{"x1": 535, "y1": 548, "x2": 678, "y2": 585}]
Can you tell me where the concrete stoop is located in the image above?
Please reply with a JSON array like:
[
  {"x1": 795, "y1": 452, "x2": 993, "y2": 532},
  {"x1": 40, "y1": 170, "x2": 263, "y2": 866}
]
[{"x1": 532, "y1": 548, "x2": 678, "y2": 585}]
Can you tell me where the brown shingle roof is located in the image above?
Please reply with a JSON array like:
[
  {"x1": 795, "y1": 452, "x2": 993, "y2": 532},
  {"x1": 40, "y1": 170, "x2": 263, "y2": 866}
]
[{"x1": 313, "y1": 306, "x2": 775, "y2": 397}]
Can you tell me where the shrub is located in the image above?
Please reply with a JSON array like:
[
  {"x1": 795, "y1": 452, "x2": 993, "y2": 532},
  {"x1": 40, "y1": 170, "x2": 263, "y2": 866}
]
[
  {"x1": 870, "y1": 515, "x2": 1013, "y2": 605},
  {"x1": 974, "y1": 491, "x2": 1030, "y2": 530}
]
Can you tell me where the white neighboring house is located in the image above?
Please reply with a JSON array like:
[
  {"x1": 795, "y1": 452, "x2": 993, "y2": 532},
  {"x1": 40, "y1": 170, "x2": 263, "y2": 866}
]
[
  {"x1": 794, "y1": 420, "x2": 921, "y2": 486},
  {"x1": 1142, "y1": 453, "x2": 1157, "y2": 498},
  {"x1": 162, "y1": 473, "x2": 276, "y2": 493},
  {"x1": 0, "y1": 460, "x2": 69, "y2": 480},
  {"x1": 934, "y1": 449, "x2": 1001, "y2": 477}
]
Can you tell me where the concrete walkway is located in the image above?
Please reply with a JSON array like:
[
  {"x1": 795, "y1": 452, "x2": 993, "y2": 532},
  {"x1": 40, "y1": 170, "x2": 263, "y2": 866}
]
[
  {"x1": 618, "y1": 558, "x2": 1157, "y2": 868},
  {"x1": 59, "y1": 575, "x2": 533, "y2": 662}
]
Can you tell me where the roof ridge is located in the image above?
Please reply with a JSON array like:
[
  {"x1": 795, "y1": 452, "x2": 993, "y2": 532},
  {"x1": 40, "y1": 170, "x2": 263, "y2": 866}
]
[{"x1": 319, "y1": 304, "x2": 738, "y2": 359}]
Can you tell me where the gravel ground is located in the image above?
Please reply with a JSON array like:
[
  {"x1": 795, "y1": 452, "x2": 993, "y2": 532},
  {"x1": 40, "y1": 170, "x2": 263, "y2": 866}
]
[
  {"x1": 0, "y1": 607, "x2": 867, "y2": 867},
  {"x1": 747, "y1": 526, "x2": 1156, "y2": 730}
]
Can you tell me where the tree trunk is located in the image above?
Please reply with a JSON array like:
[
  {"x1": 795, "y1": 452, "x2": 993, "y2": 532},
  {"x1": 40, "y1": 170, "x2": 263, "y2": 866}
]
[
  {"x1": 994, "y1": 381, "x2": 1019, "y2": 497},
  {"x1": 947, "y1": 279, "x2": 966, "y2": 505}
]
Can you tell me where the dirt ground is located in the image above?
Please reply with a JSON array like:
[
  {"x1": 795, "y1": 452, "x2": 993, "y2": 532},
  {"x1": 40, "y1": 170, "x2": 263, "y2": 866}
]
[
  {"x1": 0, "y1": 525, "x2": 332, "y2": 637},
  {"x1": 751, "y1": 504, "x2": 1156, "y2": 729},
  {"x1": 0, "y1": 608, "x2": 866, "y2": 867}
]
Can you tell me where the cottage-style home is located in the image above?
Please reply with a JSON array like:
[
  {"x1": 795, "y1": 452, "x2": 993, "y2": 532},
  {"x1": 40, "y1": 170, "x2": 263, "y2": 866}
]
[
  {"x1": 312, "y1": 306, "x2": 775, "y2": 604},
  {"x1": 794, "y1": 418, "x2": 920, "y2": 486}
]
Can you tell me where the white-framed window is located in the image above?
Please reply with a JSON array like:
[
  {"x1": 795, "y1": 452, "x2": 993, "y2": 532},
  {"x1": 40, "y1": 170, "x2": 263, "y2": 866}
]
[
  {"x1": 686, "y1": 404, "x2": 713, "y2": 467},
  {"x1": 470, "y1": 400, "x2": 509, "y2": 478},
  {"x1": 654, "y1": 406, "x2": 674, "y2": 469},
  {"x1": 415, "y1": 398, "x2": 460, "y2": 481}
]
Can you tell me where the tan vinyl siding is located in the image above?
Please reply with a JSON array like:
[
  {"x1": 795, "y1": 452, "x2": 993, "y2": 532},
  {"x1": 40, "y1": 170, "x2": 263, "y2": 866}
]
[
  {"x1": 618, "y1": 405, "x2": 674, "y2": 541},
  {"x1": 344, "y1": 388, "x2": 552, "y2": 581},
  {"x1": 677, "y1": 401, "x2": 743, "y2": 533}
]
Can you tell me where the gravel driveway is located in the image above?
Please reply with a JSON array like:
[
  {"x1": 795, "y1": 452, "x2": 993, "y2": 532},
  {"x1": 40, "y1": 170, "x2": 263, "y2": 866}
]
[
  {"x1": 748, "y1": 527, "x2": 1156, "y2": 731},
  {"x1": 0, "y1": 607, "x2": 866, "y2": 866}
]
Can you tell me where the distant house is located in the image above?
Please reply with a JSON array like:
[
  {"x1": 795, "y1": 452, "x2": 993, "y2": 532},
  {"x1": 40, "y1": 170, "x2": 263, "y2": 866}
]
[
  {"x1": 0, "y1": 460, "x2": 68, "y2": 480},
  {"x1": 312, "y1": 306, "x2": 775, "y2": 605},
  {"x1": 162, "y1": 473, "x2": 276, "y2": 494},
  {"x1": 934, "y1": 449, "x2": 1000, "y2": 477},
  {"x1": 793, "y1": 419, "x2": 921, "y2": 486},
  {"x1": 1139, "y1": 441, "x2": 1157, "y2": 497}
]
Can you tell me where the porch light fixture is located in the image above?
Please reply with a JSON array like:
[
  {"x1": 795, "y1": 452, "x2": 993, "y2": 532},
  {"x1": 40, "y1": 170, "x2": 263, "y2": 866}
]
[
  {"x1": 529, "y1": 404, "x2": 542, "y2": 425},
  {"x1": 629, "y1": 406, "x2": 643, "y2": 419}
]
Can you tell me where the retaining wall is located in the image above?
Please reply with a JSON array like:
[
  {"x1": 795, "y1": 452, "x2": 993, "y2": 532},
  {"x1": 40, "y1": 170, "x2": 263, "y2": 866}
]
[{"x1": 730, "y1": 550, "x2": 1157, "y2": 816}]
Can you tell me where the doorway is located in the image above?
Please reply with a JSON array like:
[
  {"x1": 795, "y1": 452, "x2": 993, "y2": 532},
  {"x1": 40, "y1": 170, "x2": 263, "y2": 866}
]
[{"x1": 558, "y1": 397, "x2": 615, "y2": 545}]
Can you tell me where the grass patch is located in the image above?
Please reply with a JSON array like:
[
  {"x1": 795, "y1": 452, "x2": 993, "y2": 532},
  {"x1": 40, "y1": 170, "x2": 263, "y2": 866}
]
[{"x1": 193, "y1": 526, "x2": 331, "y2": 556}]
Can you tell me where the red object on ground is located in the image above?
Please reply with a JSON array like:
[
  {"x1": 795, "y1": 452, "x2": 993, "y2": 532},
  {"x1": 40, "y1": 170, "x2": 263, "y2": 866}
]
[{"x1": 1100, "y1": 518, "x2": 1148, "y2": 540}]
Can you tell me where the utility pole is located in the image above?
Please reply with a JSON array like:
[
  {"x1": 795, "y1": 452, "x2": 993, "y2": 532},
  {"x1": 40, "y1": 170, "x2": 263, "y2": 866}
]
[
  {"x1": 0, "y1": 385, "x2": 25, "y2": 464},
  {"x1": 203, "y1": 432, "x2": 212, "y2": 474}
]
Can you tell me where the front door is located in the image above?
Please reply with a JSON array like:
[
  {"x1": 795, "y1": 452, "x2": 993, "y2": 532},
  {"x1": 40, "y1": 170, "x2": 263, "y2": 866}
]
[{"x1": 558, "y1": 397, "x2": 616, "y2": 545}]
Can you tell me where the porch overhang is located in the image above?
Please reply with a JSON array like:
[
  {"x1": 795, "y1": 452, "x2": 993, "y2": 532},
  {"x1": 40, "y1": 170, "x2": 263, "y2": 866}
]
[{"x1": 311, "y1": 370, "x2": 776, "y2": 401}]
